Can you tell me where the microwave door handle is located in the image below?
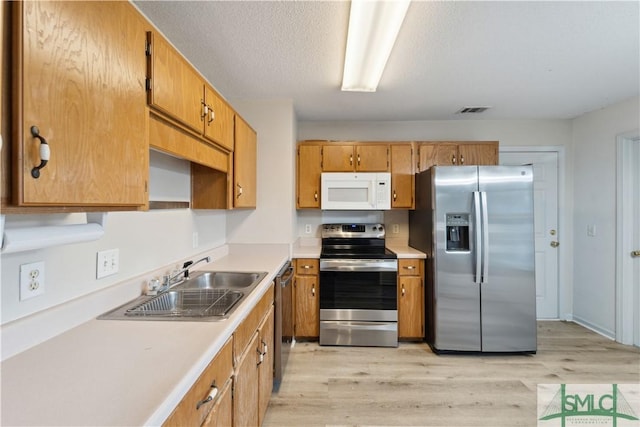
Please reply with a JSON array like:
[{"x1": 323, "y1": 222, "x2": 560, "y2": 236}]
[{"x1": 473, "y1": 191, "x2": 482, "y2": 284}]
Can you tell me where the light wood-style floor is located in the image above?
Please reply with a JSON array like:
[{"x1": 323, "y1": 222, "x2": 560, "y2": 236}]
[{"x1": 264, "y1": 321, "x2": 640, "y2": 427}]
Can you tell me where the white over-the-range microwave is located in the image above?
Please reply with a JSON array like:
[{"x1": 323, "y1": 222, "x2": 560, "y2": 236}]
[{"x1": 320, "y1": 172, "x2": 391, "y2": 210}]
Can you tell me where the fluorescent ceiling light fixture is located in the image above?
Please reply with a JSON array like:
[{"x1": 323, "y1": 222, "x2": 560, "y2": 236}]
[{"x1": 341, "y1": 0, "x2": 411, "y2": 92}]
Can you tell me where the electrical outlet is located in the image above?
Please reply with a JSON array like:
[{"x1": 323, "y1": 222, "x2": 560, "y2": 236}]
[
  {"x1": 20, "y1": 261, "x2": 45, "y2": 300},
  {"x1": 97, "y1": 249, "x2": 119, "y2": 279},
  {"x1": 192, "y1": 232, "x2": 199, "y2": 249},
  {"x1": 392, "y1": 224, "x2": 400, "y2": 234},
  {"x1": 305, "y1": 224, "x2": 312, "y2": 234}
]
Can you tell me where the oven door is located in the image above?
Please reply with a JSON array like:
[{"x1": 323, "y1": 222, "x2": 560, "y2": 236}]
[
  {"x1": 320, "y1": 259, "x2": 398, "y2": 312},
  {"x1": 319, "y1": 258, "x2": 398, "y2": 347}
]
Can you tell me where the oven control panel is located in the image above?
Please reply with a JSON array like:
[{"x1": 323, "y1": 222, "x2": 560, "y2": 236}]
[{"x1": 321, "y1": 223, "x2": 385, "y2": 239}]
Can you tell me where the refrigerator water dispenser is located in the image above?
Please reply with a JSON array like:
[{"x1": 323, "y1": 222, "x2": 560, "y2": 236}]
[{"x1": 446, "y1": 213, "x2": 469, "y2": 252}]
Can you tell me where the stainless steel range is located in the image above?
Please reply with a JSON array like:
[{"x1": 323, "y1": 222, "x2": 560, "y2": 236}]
[{"x1": 319, "y1": 223, "x2": 398, "y2": 347}]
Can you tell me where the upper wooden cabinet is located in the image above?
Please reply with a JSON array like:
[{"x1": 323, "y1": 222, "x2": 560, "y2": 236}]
[
  {"x1": 9, "y1": 1, "x2": 148, "y2": 207},
  {"x1": 390, "y1": 144, "x2": 414, "y2": 209},
  {"x1": 146, "y1": 31, "x2": 234, "y2": 152},
  {"x1": 297, "y1": 144, "x2": 322, "y2": 209},
  {"x1": 322, "y1": 144, "x2": 389, "y2": 172},
  {"x1": 417, "y1": 141, "x2": 498, "y2": 172},
  {"x1": 233, "y1": 115, "x2": 257, "y2": 208}
]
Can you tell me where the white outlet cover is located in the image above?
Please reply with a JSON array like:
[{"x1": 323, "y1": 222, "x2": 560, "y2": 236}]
[
  {"x1": 97, "y1": 249, "x2": 119, "y2": 279},
  {"x1": 19, "y1": 261, "x2": 45, "y2": 300}
]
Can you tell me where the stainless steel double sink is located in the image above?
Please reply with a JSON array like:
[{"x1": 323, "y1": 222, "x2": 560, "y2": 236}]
[{"x1": 98, "y1": 271, "x2": 267, "y2": 321}]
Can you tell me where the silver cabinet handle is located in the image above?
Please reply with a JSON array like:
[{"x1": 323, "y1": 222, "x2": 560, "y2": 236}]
[
  {"x1": 403, "y1": 265, "x2": 415, "y2": 270},
  {"x1": 208, "y1": 107, "x2": 215, "y2": 124},
  {"x1": 632, "y1": 250, "x2": 640, "y2": 257},
  {"x1": 30, "y1": 126, "x2": 50, "y2": 179},
  {"x1": 551, "y1": 241, "x2": 560, "y2": 248},
  {"x1": 314, "y1": 191, "x2": 318, "y2": 201},
  {"x1": 460, "y1": 155, "x2": 465, "y2": 165},
  {"x1": 349, "y1": 154, "x2": 353, "y2": 165},
  {"x1": 312, "y1": 285, "x2": 315, "y2": 297},
  {"x1": 201, "y1": 101, "x2": 208, "y2": 120},
  {"x1": 236, "y1": 183, "x2": 243, "y2": 198},
  {"x1": 401, "y1": 284, "x2": 405, "y2": 297},
  {"x1": 196, "y1": 384, "x2": 218, "y2": 410}
]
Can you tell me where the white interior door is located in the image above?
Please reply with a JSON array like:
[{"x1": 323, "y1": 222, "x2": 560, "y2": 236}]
[
  {"x1": 635, "y1": 150, "x2": 639, "y2": 347},
  {"x1": 500, "y1": 151, "x2": 559, "y2": 319},
  {"x1": 617, "y1": 135, "x2": 640, "y2": 346}
]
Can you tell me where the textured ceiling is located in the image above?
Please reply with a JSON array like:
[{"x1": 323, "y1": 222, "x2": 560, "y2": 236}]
[{"x1": 134, "y1": 1, "x2": 640, "y2": 122}]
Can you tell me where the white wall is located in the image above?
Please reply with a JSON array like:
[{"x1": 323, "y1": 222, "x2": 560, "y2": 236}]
[
  {"x1": 1, "y1": 209, "x2": 226, "y2": 324},
  {"x1": 571, "y1": 96, "x2": 640, "y2": 336},
  {"x1": 227, "y1": 99, "x2": 298, "y2": 245}
]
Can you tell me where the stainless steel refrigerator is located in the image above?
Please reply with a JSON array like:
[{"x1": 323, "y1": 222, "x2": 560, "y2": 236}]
[{"x1": 409, "y1": 165, "x2": 536, "y2": 353}]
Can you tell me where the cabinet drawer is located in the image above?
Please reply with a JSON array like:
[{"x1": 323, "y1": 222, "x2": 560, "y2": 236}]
[
  {"x1": 163, "y1": 337, "x2": 233, "y2": 427},
  {"x1": 233, "y1": 284, "x2": 274, "y2": 365},
  {"x1": 295, "y1": 259, "x2": 319, "y2": 276},
  {"x1": 398, "y1": 259, "x2": 422, "y2": 276}
]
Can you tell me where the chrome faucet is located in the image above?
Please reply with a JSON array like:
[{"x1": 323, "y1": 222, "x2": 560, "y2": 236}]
[{"x1": 160, "y1": 256, "x2": 211, "y2": 291}]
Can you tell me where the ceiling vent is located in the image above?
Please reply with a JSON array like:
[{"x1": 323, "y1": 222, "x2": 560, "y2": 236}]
[{"x1": 457, "y1": 106, "x2": 491, "y2": 114}]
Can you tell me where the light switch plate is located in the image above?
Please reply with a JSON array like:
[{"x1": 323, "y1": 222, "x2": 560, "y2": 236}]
[
  {"x1": 20, "y1": 261, "x2": 45, "y2": 300},
  {"x1": 97, "y1": 249, "x2": 119, "y2": 279}
]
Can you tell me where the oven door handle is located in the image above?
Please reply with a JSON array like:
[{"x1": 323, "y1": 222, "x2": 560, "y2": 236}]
[
  {"x1": 321, "y1": 320, "x2": 398, "y2": 331},
  {"x1": 320, "y1": 259, "x2": 398, "y2": 272}
]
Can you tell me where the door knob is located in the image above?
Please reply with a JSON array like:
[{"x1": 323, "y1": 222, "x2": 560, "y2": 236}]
[
  {"x1": 632, "y1": 250, "x2": 640, "y2": 258},
  {"x1": 550, "y1": 241, "x2": 559, "y2": 248}
]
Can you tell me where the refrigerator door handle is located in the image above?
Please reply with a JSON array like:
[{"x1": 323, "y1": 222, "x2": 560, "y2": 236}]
[
  {"x1": 473, "y1": 191, "x2": 482, "y2": 284},
  {"x1": 481, "y1": 191, "x2": 489, "y2": 283}
]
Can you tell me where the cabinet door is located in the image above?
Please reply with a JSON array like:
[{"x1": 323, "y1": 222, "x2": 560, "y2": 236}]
[
  {"x1": 233, "y1": 332, "x2": 259, "y2": 427},
  {"x1": 434, "y1": 144, "x2": 459, "y2": 165},
  {"x1": 257, "y1": 307, "x2": 274, "y2": 426},
  {"x1": 398, "y1": 276, "x2": 423, "y2": 339},
  {"x1": 204, "y1": 85, "x2": 234, "y2": 151},
  {"x1": 390, "y1": 144, "x2": 414, "y2": 208},
  {"x1": 233, "y1": 115, "x2": 257, "y2": 208},
  {"x1": 322, "y1": 144, "x2": 354, "y2": 171},
  {"x1": 201, "y1": 379, "x2": 233, "y2": 427},
  {"x1": 356, "y1": 144, "x2": 389, "y2": 171},
  {"x1": 457, "y1": 143, "x2": 498, "y2": 165},
  {"x1": 417, "y1": 143, "x2": 437, "y2": 173},
  {"x1": 147, "y1": 31, "x2": 203, "y2": 134},
  {"x1": 297, "y1": 145, "x2": 322, "y2": 208},
  {"x1": 294, "y1": 275, "x2": 319, "y2": 338},
  {"x1": 15, "y1": 1, "x2": 147, "y2": 206}
]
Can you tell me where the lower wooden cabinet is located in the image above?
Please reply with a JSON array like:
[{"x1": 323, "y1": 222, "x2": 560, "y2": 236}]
[
  {"x1": 232, "y1": 284, "x2": 274, "y2": 427},
  {"x1": 293, "y1": 259, "x2": 319, "y2": 339},
  {"x1": 233, "y1": 332, "x2": 260, "y2": 427},
  {"x1": 202, "y1": 378, "x2": 233, "y2": 427},
  {"x1": 164, "y1": 284, "x2": 274, "y2": 427},
  {"x1": 397, "y1": 259, "x2": 425, "y2": 340},
  {"x1": 163, "y1": 338, "x2": 233, "y2": 427}
]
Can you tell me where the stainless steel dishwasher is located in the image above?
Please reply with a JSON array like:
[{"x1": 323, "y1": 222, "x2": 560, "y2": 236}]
[{"x1": 273, "y1": 260, "x2": 293, "y2": 391}]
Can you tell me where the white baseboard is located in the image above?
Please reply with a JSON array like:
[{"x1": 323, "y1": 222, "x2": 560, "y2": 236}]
[{"x1": 572, "y1": 315, "x2": 615, "y2": 341}]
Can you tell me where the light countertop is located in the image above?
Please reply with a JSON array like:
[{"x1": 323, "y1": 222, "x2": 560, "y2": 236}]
[{"x1": 0, "y1": 244, "x2": 290, "y2": 427}]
